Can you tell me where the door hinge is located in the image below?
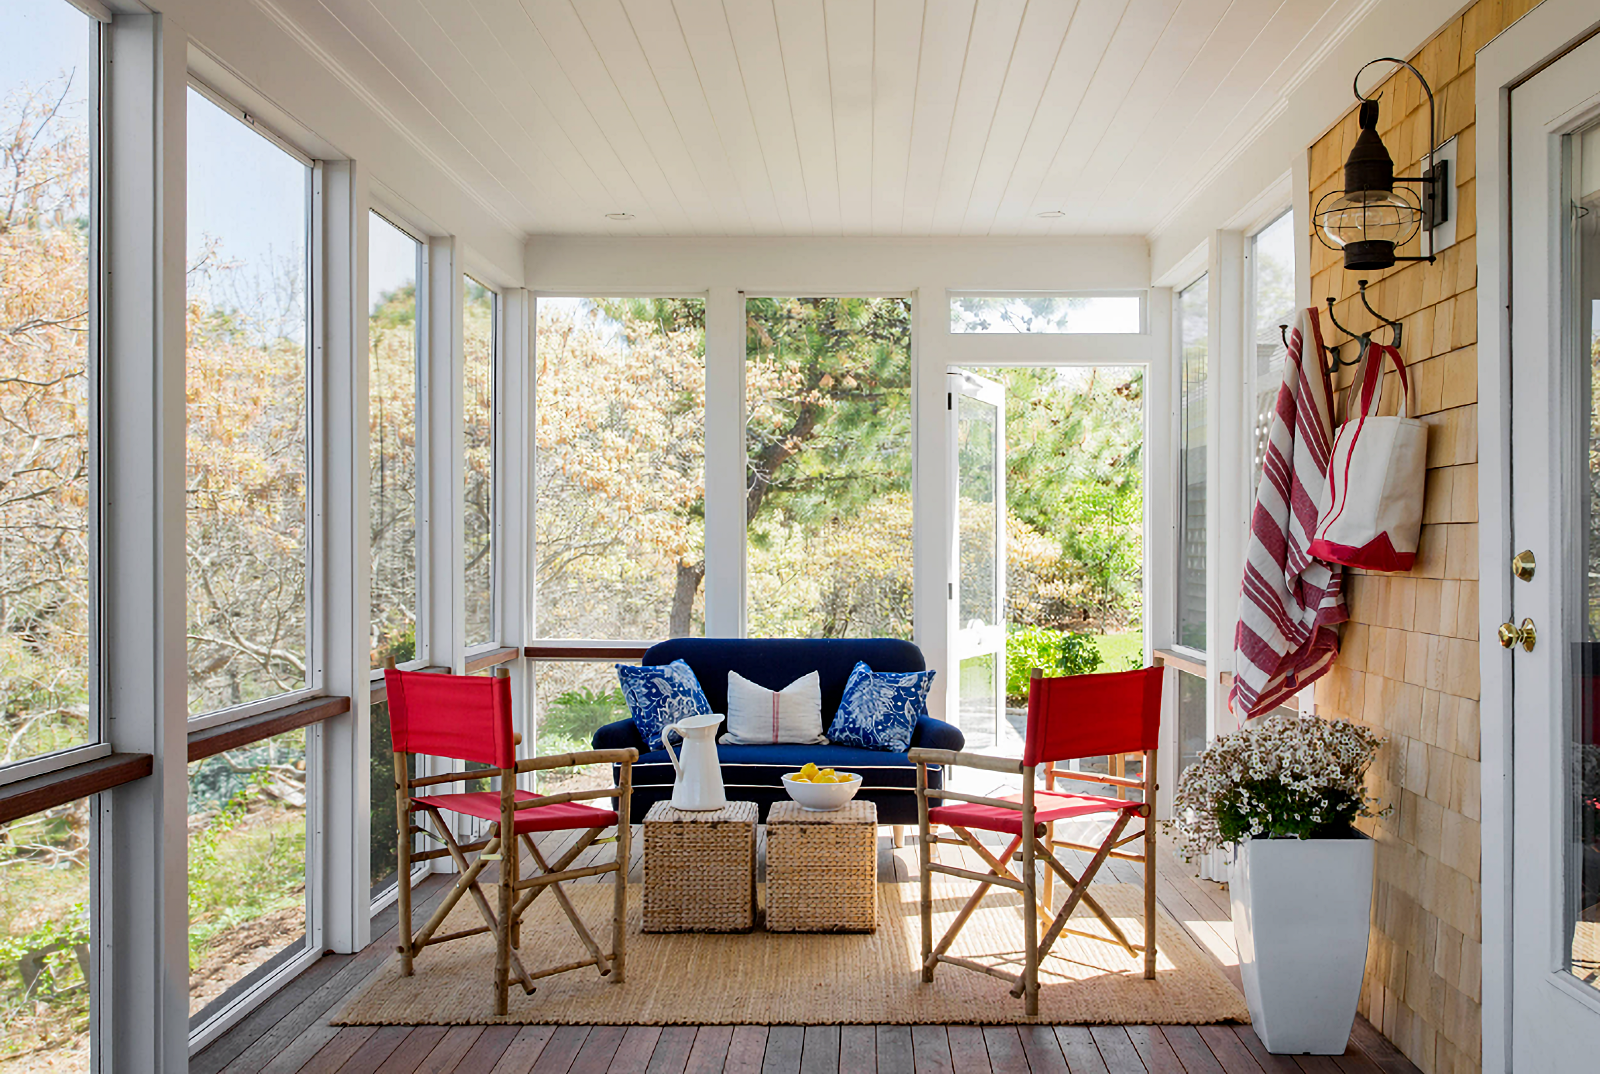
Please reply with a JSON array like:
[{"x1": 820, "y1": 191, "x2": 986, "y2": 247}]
[
  {"x1": 947, "y1": 392, "x2": 953, "y2": 411},
  {"x1": 948, "y1": 582, "x2": 954, "y2": 599}
]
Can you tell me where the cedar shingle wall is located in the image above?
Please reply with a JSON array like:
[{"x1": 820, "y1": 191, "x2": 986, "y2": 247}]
[{"x1": 1308, "y1": 4, "x2": 1541, "y2": 1072}]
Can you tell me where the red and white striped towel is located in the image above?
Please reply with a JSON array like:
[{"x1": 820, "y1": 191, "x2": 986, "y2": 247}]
[{"x1": 1229, "y1": 307, "x2": 1347, "y2": 719}]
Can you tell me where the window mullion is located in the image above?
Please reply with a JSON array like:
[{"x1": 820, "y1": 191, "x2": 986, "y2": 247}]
[
  {"x1": 417, "y1": 238, "x2": 465, "y2": 674},
  {"x1": 703, "y1": 287, "x2": 747, "y2": 638}
]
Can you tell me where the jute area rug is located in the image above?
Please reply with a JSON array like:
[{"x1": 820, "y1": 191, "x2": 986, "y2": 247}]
[{"x1": 334, "y1": 882, "x2": 1247, "y2": 1027}]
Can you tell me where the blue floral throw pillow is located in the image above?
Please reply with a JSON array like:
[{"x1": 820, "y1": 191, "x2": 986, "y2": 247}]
[
  {"x1": 617, "y1": 660, "x2": 713, "y2": 750},
  {"x1": 825, "y1": 662, "x2": 936, "y2": 753}
]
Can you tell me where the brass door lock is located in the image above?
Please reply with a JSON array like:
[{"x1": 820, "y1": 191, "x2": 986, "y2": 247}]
[{"x1": 1497, "y1": 618, "x2": 1537, "y2": 652}]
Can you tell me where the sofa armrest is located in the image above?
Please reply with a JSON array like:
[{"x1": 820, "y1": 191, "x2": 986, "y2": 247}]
[
  {"x1": 592, "y1": 718, "x2": 647, "y2": 753},
  {"x1": 909, "y1": 715, "x2": 965, "y2": 753}
]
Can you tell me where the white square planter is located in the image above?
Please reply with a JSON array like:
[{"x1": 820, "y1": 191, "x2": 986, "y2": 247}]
[{"x1": 1229, "y1": 835, "x2": 1375, "y2": 1054}]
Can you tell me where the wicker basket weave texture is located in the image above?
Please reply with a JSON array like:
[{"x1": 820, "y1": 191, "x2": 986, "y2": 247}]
[
  {"x1": 642, "y1": 800, "x2": 757, "y2": 933},
  {"x1": 766, "y1": 800, "x2": 878, "y2": 933}
]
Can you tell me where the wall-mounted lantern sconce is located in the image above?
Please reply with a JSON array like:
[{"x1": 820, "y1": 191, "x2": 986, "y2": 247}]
[{"x1": 1314, "y1": 58, "x2": 1449, "y2": 271}]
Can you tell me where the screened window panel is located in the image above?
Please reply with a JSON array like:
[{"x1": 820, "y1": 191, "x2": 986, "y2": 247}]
[
  {"x1": 187, "y1": 727, "x2": 309, "y2": 1024},
  {"x1": 0, "y1": 806, "x2": 92, "y2": 1069},
  {"x1": 185, "y1": 87, "x2": 311, "y2": 716},
  {"x1": 1249, "y1": 212, "x2": 1297, "y2": 492},
  {"x1": 463, "y1": 277, "x2": 495, "y2": 648},
  {"x1": 1176, "y1": 670, "x2": 1207, "y2": 782},
  {"x1": 0, "y1": 0, "x2": 97, "y2": 773},
  {"x1": 745, "y1": 297, "x2": 913, "y2": 639},
  {"x1": 533, "y1": 298, "x2": 706, "y2": 640},
  {"x1": 950, "y1": 293, "x2": 1142, "y2": 333},
  {"x1": 369, "y1": 213, "x2": 421, "y2": 668},
  {"x1": 1177, "y1": 276, "x2": 1209, "y2": 652},
  {"x1": 531, "y1": 661, "x2": 634, "y2": 793}
]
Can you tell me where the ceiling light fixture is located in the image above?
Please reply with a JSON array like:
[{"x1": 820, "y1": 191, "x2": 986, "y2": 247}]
[
  {"x1": 1314, "y1": 57, "x2": 1447, "y2": 271},
  {"x1": 1036, "y1": 210, "x2": 1066, "y2": 219},
  {"x1": 605, "y1": 212, "x2": 636, "y2": 221}
]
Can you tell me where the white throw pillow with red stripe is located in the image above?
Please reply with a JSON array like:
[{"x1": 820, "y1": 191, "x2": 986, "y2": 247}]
[{"x1": 719, "y1": 670, "x2": 826, "y2": 746}]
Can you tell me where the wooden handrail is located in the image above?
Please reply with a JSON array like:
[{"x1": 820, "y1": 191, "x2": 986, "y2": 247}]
[
  {"x1": 524, "y1": 641, "x2": 654, "y2": 661},
  {"x1": 464, "y1": 646, "x2": 520, "y2": 673},
  {"x1": 187, "y1": 695, "x2": 351, "y2": 762},
  {"x1": 1151, "y1": 647, "x2": 1206, "y2": 679},
  {"x1": 0, "y1": 753, "x2": 152, "y2": 824}
]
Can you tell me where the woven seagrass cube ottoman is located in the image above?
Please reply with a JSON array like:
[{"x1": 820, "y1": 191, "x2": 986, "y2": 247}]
[
  {"x1": 642, "y1": 800, "x2": 757, "y2": 933},
  {"x1": 765, "y1": 799, "x2": 878, "y2": 932}
]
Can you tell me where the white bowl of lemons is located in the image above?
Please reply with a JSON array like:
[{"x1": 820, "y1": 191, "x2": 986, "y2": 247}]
[{"x1": 781, "y1": 763, "x2": 863, "y2": 812}]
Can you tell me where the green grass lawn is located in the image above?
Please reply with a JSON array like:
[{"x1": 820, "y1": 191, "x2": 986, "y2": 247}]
[{"x1": 1092, "y1": 631, "x2": 1145, "y2": 671}]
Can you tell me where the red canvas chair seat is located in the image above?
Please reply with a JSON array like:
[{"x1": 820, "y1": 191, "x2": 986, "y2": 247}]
[
  {"x1": 411, "y1": 790, "x2": 618, "y2": 834},
  {"x1": 910, "y1": 666, "x2": 1164, "y2": 1015},
  {"x1": 928, "y1": 792, "x2": 1143, "y2": 837}
]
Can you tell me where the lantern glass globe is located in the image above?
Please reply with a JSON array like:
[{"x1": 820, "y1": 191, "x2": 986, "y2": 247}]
[{"x1": 1316, "y1": 187, "x2": 1422, "y2": 249}]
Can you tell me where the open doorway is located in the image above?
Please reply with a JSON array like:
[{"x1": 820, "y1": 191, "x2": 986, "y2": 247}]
[{"x1": 949, "y1": 365, "x2": 1145, "y2": 754}]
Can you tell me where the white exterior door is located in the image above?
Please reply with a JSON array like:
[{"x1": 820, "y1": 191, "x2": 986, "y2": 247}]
[
  {"x1": 948, "y1": 370, "x2": 1006, "y2": 750},
  {"x1": 1507, "y1": 30, "x2": 1600, "y2": 1069}
]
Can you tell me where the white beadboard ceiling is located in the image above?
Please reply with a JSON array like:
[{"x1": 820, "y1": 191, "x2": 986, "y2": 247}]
[{"x1": 265, "y1": 0, "x2": 1364, "y2": 238}]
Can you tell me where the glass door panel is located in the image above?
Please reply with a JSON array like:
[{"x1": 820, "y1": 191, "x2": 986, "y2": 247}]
[
  {"x1": 949, "y1": 371, "x2": 1005, "y2": 748},
  {"x1": 1567, "y1": 117, "x2": 1600, "y2": 994}
]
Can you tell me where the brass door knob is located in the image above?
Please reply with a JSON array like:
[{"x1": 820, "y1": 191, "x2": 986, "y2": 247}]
[
  {"x1": 1498, "y1": 618, "x2": 1537, "y2": 652},
  {"x1": 1512, "y1": 550, "x2": 1536, "y2": 582}
]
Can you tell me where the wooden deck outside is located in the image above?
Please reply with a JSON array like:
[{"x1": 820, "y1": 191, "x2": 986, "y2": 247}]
[{"x1": 192, "y1": 824, "x2": 1422, "y2": 1074}]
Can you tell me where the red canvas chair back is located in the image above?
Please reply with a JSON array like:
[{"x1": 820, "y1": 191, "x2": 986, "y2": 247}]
[
  {"x1": 384, "y1": 668, "x2": 515, "y2": 769},
  {"x1": 1022, "y1": 666, "x2": 1164, "y2": 768}
]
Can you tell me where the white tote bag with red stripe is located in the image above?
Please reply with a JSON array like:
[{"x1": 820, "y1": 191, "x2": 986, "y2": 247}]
[{"x1": 1307, "y1": 342, "x2": 1428, "y2": 572}]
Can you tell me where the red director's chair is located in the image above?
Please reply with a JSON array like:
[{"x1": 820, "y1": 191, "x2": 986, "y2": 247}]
[
  {"x1": 385, "y1": 668, "x2": 637, "y2": 1015},
  {"x1": 910, "y1": 666, "x2": 1163, "y2": 1014}
]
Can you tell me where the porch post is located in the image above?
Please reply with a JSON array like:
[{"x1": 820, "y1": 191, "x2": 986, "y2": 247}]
[{"x1": 98, "y1": 12, "x2": 191, "y2": 1071}]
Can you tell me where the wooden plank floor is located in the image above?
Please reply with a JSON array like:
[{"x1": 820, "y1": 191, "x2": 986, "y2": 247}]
[{"x1": 192, "y1": 825, "x2": 1421, "y2": 1074}]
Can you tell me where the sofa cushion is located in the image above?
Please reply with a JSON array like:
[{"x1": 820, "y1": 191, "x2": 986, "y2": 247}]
[
  {"x1": 721, "y1": 670, "x2": 827, "y2": 746},
  {"x1": 615, "y1": 659, "x2": 713, "y2": 750},
  {"x1": 825, "y1": 662, "x2": 936, "y2": 752}
]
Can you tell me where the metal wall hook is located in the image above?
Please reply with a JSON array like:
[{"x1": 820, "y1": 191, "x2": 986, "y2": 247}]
[
  {"x1": 1356, "y1": 278, "x2": 1403, "y2": 349},
  {"x1": 1321, "y1": 298, "x2": 1366, "y2": 376}
]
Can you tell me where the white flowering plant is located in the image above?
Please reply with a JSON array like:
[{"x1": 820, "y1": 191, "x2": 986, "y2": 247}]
[{"x1": 1170, "y1": 713, "x2": 1386, "y2": 860}]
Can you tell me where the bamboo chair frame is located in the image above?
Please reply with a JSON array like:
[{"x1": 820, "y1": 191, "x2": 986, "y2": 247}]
[
  {"x1": 388, "y1": 668, "x2": 637, "y2": 1015},
  {"x1": 909, "y1": 670, "x2": 1158, "y2": 1016}
]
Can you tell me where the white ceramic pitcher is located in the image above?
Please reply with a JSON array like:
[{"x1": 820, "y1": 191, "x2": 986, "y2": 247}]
[{"x1": 661, "y1": 713, "x2": 727, "y2": 811}]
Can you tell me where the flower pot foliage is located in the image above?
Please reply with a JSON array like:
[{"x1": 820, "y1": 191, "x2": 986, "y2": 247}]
[{"x1": 1171, "y1": 713, "x2": 1385, "y2": 860}]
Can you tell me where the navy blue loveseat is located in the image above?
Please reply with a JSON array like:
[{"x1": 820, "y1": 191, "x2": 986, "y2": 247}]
[{"x1": 591, "y1": 638, "x2": 964, "y2": 825}]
